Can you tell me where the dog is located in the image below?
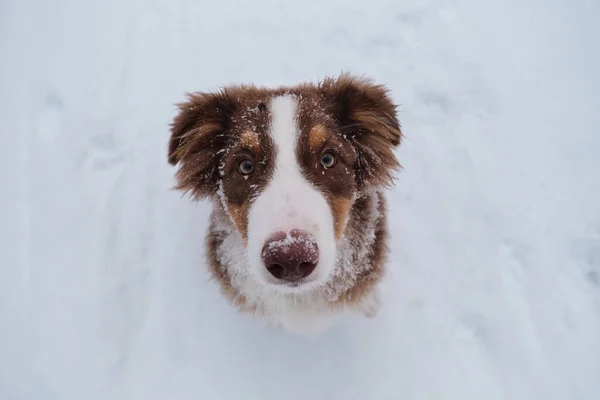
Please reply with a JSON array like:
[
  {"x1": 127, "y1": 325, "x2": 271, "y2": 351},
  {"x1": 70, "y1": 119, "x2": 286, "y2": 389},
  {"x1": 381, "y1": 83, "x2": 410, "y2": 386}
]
[{"x1": 168, "y1": 74, "x2": 402, "y2": 334}]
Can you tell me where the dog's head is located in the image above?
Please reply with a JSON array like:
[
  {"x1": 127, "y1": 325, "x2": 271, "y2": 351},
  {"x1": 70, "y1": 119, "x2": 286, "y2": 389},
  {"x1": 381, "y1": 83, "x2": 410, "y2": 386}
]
[{"x1": 168, "y1": 74, "x2": 401, "y2": 294}]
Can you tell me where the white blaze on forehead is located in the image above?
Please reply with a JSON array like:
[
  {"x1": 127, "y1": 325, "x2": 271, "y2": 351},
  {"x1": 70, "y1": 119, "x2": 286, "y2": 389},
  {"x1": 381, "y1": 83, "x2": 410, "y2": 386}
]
[
  {"x1": 264, "y1": 95, "x2": 310, "y2": 222},
  {"x1": 244, "y1": 94, "x2": 337, "y2": 291},
  {"x1": 270, "y1": 95, "x2": 299, "y2": 171}
]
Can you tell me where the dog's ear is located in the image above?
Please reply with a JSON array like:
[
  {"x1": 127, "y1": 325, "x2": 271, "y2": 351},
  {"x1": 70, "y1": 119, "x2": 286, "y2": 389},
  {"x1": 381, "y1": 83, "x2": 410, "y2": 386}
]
[
  {"x1": 321, "y1": 74, "x2": 402, "y2": 188},
  {"x1": 168, "y1": 90, "x2": 235, "y2": 198}
]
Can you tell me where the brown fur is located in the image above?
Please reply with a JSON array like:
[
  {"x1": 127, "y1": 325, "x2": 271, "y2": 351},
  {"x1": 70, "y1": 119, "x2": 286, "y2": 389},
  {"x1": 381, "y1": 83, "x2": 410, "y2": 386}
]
[
  {"x1": 330, "y1": 196, "x2": 354, "y2": 239},
  {"x1": 168, "y1": 73, "x2": 402, "y2": 315},
  {"x1": 227, "y1": 202, "x2": 250, "y2": 245},
  {"x1": 308, "y1": 124, "x2": 328, "y2": 150},
  {"x1": 319, "y1": 74, "x2": 402, "y2": 189},
  {"x1": 332, "y1": 192, "x2": 389, "y2": 307},
  {"x1": 239, "y1": 130, "x2": 260, "y2": 152}
]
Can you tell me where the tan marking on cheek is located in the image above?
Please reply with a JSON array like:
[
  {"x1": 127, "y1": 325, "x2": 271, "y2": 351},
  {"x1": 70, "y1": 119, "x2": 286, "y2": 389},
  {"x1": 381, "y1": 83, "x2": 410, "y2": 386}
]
[
  {"x1": 308, "y1": 124, "x2": 328, "y2": 151},
  {"x1": 228, "y1": 203, "x2": 249, "y2": 245},
  {"x1": 330, "y1": 196, "x2": 354, "y2": 239},
  {"x1": 239, "y1": 130, "x2": 260, "y2": 151}
]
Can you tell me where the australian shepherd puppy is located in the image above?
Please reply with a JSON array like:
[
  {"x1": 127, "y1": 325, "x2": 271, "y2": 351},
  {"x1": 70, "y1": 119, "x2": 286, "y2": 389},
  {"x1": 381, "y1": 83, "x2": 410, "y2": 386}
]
[{"x1": 168, "y1": 74, "x2": 402, "y2": 334}]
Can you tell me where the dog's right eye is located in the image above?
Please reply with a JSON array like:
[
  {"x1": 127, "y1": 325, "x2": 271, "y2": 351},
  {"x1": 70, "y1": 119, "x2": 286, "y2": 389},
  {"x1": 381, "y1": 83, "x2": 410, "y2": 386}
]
[
  {"x1": 320, "y1": 151, "x2": 337, "y2": 169},
  {"x1": 238, "y1": 159, "x2": 254, "y2": 175}
]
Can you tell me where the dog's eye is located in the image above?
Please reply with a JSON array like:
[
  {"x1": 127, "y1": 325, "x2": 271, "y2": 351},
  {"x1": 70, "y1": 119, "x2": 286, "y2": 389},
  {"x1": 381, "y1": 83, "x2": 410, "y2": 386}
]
[
  {"x1": 320, "y1": 152, "x2": 336, "y2": 169},
  {"x1": 238, "y1": 159, "x2": 254, "y2": 175}
]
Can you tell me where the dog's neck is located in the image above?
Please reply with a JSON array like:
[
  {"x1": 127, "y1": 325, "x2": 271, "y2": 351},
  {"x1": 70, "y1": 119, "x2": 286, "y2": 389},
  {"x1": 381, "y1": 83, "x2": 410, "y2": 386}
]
[{"x1": 205, "y1": 189, "x2": 388, "y2": 317}]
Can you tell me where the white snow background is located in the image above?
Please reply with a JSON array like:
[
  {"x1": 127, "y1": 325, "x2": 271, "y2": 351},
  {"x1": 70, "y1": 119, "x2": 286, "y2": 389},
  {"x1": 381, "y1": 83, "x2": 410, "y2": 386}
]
[{"x1": 1, "y1": 0, "x2": 600, "y2": 399}]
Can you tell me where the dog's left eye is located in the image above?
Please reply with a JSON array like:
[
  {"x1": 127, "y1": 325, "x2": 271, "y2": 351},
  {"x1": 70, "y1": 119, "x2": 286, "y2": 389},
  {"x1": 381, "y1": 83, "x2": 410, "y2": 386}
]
[
  {"x1": 238, "y1": 159, "x2": 254, "y2": 175},
  {"x1": 320, "y1": 152, "x2": 336, "y2": 169}
]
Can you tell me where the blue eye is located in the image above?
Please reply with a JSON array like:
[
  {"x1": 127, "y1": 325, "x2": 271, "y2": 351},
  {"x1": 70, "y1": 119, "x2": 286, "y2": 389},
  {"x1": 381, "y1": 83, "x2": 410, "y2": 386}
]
[
  {"x1": 320, "y1": 152, "x2": 336, "y2": 168},
  {"x1": 238, "y1": 159, "x2": 254, "y2": 175}
]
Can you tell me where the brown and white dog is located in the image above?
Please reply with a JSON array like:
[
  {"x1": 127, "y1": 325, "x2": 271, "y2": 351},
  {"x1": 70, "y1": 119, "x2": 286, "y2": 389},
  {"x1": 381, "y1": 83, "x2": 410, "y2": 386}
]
[{"x1": 168, "y1": 74, "x2": 402, "y2": 334}]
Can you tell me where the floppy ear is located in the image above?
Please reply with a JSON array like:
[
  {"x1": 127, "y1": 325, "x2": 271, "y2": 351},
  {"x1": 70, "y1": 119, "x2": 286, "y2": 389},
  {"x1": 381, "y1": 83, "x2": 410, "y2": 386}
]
[
  {"x1": 321, "y1": 74, "x2": 402, "y2": 188},
  {"x1": 168, "y1": 90, "x2": 236, "y2": 199}
]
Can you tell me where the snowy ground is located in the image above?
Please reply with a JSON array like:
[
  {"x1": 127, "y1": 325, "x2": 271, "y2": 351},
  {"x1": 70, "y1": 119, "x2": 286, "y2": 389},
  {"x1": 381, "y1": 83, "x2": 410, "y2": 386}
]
[{"x1": 2, "y1": 0, "x2": 600, "y2": 399}]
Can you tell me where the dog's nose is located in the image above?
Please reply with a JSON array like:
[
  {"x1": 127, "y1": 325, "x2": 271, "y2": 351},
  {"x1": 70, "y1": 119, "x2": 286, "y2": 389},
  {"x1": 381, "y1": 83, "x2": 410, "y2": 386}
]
[{"x1": 261, "y1": 230, "x2": 319, "y2": 282}]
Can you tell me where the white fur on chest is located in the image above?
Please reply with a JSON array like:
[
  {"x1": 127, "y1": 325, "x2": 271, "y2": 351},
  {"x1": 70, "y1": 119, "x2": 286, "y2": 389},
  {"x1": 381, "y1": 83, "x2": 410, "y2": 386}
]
[{"x1": 211, "y1": 209, "x2": 346, "y2": 334}]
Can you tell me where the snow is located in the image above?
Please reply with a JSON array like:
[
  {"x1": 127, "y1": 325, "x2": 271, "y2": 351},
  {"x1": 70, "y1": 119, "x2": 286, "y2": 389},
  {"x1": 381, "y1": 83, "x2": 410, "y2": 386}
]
[
  {"x1": 1, "y1": 0, "x2": 600, "y2": 399},
  {"x1": 263, "y1": 233, "x2": 318, "y2": 257}
]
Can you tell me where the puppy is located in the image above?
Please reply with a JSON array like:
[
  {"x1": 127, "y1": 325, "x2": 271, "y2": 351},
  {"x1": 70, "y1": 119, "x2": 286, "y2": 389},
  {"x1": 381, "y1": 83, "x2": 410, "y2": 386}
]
[{"x1": 168, "y1": 74, "x2": 402, "y2": 334}]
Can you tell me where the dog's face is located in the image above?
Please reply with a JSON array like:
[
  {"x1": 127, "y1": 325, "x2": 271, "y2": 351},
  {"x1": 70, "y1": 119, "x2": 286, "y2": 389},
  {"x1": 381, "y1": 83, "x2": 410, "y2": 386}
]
[{"x1": 168, "y1": 75, "x2": 401, "y2": 295}]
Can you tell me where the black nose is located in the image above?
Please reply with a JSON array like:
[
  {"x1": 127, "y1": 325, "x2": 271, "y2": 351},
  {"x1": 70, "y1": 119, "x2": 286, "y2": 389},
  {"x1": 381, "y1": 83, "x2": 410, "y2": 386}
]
[{"x1": 261, "y1": 230, "x2": 319, "y2": 282}]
